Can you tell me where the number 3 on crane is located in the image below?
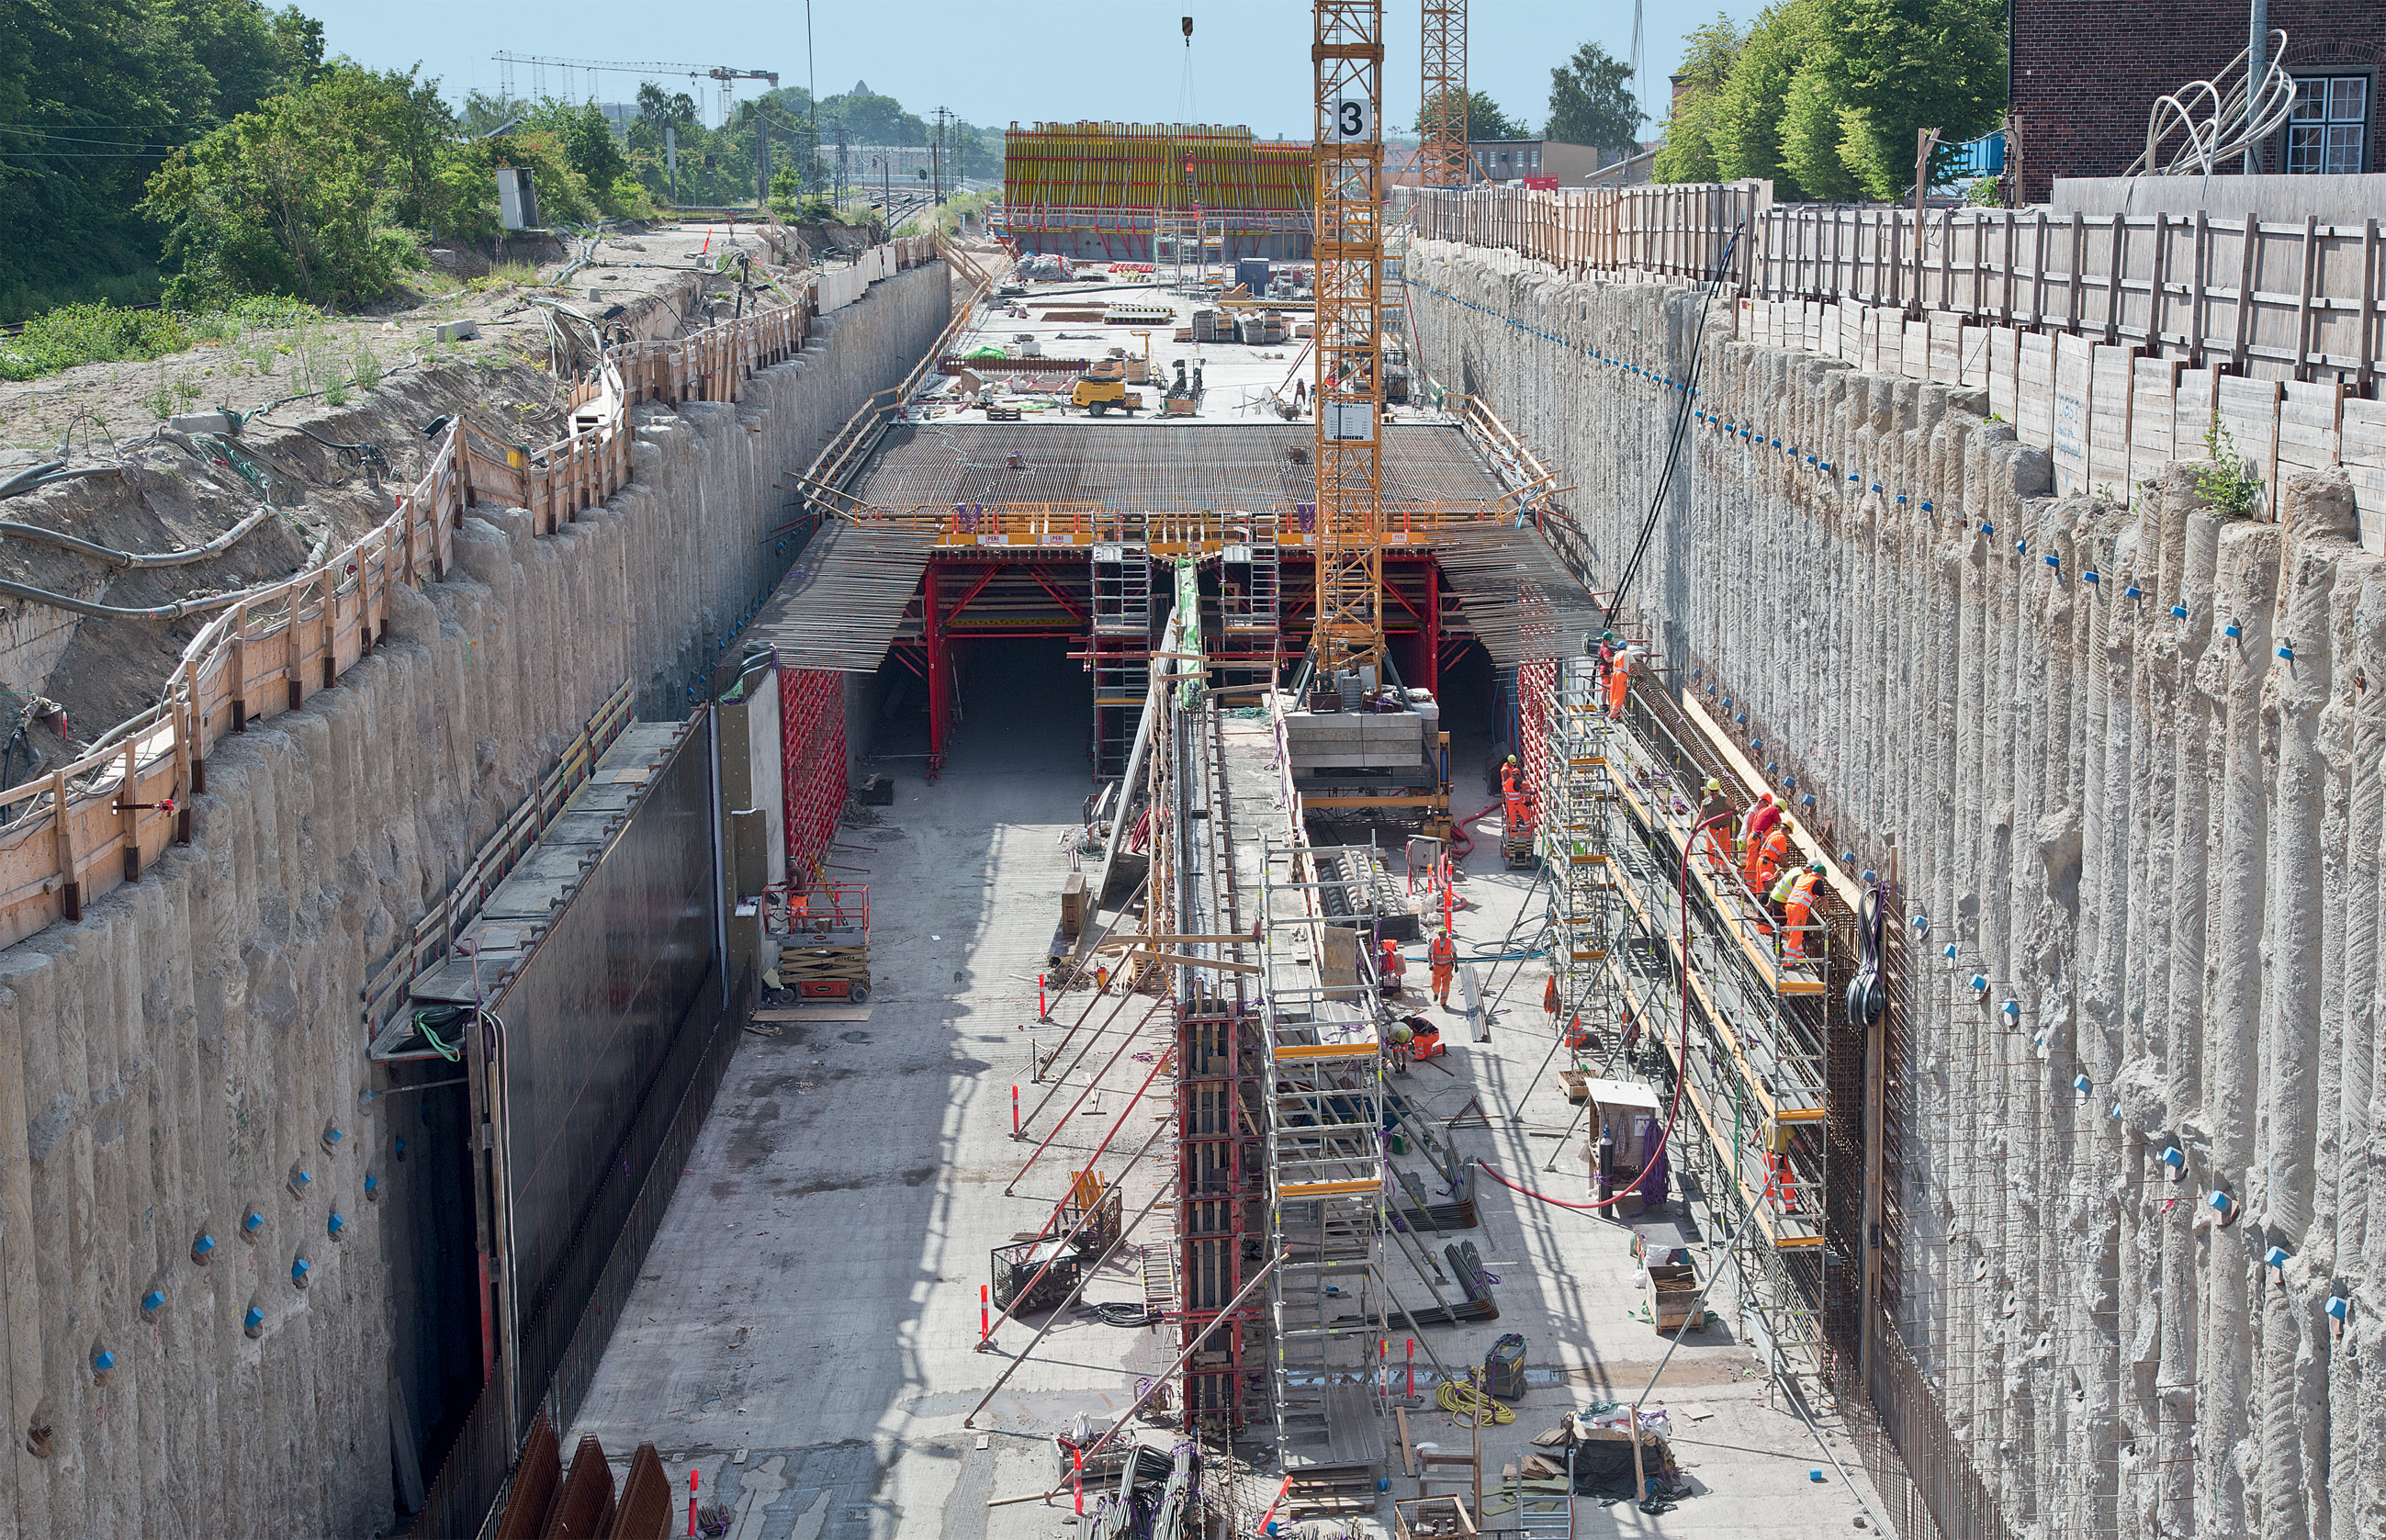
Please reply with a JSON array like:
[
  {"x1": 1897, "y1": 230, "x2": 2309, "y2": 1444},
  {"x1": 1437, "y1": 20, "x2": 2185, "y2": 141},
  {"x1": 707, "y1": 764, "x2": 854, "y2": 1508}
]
[{"x1": 1334, "y1": 97, "x2": 1376, "y2": 142}]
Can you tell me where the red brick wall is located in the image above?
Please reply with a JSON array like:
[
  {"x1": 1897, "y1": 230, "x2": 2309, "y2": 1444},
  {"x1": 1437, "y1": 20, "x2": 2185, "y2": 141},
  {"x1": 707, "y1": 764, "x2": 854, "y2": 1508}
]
[{"x1": 2013, "y1": 2, "x2": 2386, "y2": 201}]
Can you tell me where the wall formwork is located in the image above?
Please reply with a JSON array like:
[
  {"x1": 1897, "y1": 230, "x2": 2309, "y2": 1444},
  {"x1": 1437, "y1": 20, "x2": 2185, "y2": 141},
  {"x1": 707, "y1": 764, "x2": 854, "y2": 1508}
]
[{"x1": 1409, "y1": 237, "x2": 2386, "y2": 1540}]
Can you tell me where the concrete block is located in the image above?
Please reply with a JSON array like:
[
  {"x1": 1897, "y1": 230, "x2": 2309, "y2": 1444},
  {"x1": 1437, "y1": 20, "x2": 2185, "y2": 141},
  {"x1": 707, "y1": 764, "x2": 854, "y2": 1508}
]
[
  {"x1": 168, "y1": 411, "x2": 238, "y2": 435},
  {"x1": 433, "y1": 320, "x2": 480, "y2": 343}
]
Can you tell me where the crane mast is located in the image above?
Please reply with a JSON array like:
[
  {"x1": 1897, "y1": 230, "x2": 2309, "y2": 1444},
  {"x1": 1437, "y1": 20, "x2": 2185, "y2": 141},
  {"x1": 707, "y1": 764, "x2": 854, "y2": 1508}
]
[
  {"x1": 1307, "y1": 1, "x2": 1388, "y2": 683},
  {"x1": 1420, "y1": 2, "x2": 1469, "y2": 187}
]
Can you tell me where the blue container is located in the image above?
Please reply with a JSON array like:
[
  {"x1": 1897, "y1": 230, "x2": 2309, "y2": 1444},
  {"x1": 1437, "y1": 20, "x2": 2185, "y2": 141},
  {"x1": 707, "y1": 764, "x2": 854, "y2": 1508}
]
[{"x1": 1234, "y1": 258, "x2": 1271, "y2": 295}]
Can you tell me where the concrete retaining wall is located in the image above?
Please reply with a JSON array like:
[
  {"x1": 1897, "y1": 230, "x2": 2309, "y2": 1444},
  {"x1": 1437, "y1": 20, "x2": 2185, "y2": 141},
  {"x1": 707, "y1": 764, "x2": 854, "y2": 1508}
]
[
  {"x1": 0, "y1": 263, "x2": 948, "y2": 1539},
  {"x1": 1409, "y1": 237, "x2": 2386, "y2": 1540}
]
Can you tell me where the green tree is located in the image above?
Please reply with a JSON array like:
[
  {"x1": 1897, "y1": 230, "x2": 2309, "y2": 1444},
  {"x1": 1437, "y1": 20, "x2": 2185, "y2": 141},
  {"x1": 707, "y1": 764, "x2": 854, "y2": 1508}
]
[
  {"x1": 1817, "y1": 0, "x2": 2005, "y2": 199},
  {"x1": 0, "y1": 0, "x2": 321, "y2": 318},
  {"x1": 1546, "y1": 40, "x2": 1640, "y2": 159},
  {"x1": 1710, "y1": 2, "x2": 1822, "y2": 195},
  {"x1": 521, "y1": 98, "x2": 627, "y2": 191},
  {"x1": 1651, "y1": 14, "x2": 1745, "y2": 184},
  {"x1": 1777, "y1": 66, "x2": 1863, "y2": 200},
  {"x1": 1414, "y1": 87, "x2": 1529, "y2": 142}
]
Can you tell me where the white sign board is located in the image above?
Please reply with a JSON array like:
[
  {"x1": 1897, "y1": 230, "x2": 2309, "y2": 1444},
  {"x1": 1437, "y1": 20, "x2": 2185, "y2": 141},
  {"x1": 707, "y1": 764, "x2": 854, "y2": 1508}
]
[
  {"x1": 1324, "y1": 401, "x2": 1376, "y2": 441},
  {"x1": 1333, "y1": 97, "x2": 1376, "y2": 143}
]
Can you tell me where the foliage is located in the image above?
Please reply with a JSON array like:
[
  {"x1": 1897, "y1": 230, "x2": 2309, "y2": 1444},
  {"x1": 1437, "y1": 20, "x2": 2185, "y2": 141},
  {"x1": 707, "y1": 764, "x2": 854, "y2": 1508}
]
[
  {"x1": 0, "y1": 293, "x2": 313, "y2": 381},
  {"x1": 1414, "y1": 88, "x2": 1529, "y2": 143},
  {"x1": 518, "y1": 98, "x2": 627, "y2": 192},
  {"x1": 1710, "y1": 3, "x2": 1822, "y2": 195},
  {"x1": 1651, "y1": 15, "x2": 1747, "y2": 184},
  {"x1": 2194, "y1": 422, "x2": 2265, "y2": 519},
  {"x1": 1818, "y1": 0, "x2": 2007, "y2": 199},
  {"x1": 142, "y1": 62, "x2": 466, "y2": 308},
  {"x1": 0, "y1": 0, "x2": 325, "y2": 319},
  {"x1": 1546, "y1": 41, "x2": 1641, "y2": 157},
  {"x1": 1654, "y1": 0, "x2": 2004, "y2": 199},
  {"x1": 1778, "y1": 66, "x2": 1864, "y2": 201},
  {"x1": 1963, "y1": 173, "x2": 2005, "y2": 206}
]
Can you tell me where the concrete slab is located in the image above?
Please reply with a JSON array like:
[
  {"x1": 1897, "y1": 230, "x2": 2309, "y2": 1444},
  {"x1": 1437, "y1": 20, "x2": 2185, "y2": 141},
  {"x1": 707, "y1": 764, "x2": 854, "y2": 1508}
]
[{"x1": 567, "y1": 670, "x2": 1884, "y2": 1537}]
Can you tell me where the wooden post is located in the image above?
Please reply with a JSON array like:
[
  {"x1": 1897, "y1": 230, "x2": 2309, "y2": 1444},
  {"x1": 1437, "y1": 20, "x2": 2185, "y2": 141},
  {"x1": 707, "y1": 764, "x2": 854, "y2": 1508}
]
[
  {"x1": 117, "y1": 743, "x2": 141, "y2": 882},
  {"x1": 2150, "y1": 212, "x2": 2170, "y2": 349},
  {"x1": 2191, "y1": 211, "x2": 2212, "y2": 365},
  {"x1": 2031, "y1": 210, "x2": 2050, "y2": 325},
  {"x1": 171, "y1": 690, "x2": 193, "y2": 845},
  {"x1": 2066, "y1": 211, "x2": 2086, "y2": 333},
  {"x1": 287, "y1": 579, "x2": 307, "y2": 713},
  {"x1": 51, "y1": 770, "x2": 78, "y2": 922},
  {"x1": 183, "y1": 658, "x2": 205, "y2": 799},
  {"x1": 230, "y1": 604, "x2": 249, "y2": 732},
  {"x1": 1628, "y1": 1406, "x2": 1648, "y2": 1504},
  {"x1": 2234, "y1": 216, "x2": 2259, "y2": 375},
  {"x1": 2105, "y1": 214, "x2": 2125, "y2": 343},
  {"x1": 2360, "y1": 219, "x2": 2379, "y2": 396},
  {"x1": 1911, "y1": 127, "x2": 1939, "y2": 312},
  {"x1": 2292, "y1": 214, "x2": 2319, "y2": 382}
]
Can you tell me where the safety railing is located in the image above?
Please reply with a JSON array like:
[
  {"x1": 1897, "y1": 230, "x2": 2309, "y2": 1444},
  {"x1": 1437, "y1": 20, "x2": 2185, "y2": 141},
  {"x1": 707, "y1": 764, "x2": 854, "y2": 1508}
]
[{"x1": 0, "y1": 242, "x2": 940, "y2": 953}]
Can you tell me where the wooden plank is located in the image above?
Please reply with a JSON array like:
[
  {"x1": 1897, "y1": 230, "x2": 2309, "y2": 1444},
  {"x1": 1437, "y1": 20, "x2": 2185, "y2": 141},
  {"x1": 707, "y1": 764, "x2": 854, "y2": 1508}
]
[
  {"x1": 1900, "y1": 319, "x2": 1929, "y2": 381},
  {"x1": 2279, "y1": 381, "x2": 2346, "y2": 476},
  {"x1": 2176, "y1": 365, "x2": 2220, "y2": 460},
  {"x1": 2017, "y1": 332, "x2": 2056, "y2": 454},
  {"x1": 1928, "y1": 309, "x2": 1963, "y2": 384},
  {"x1": 2341, "y1": 399, "x2": 2386, "y2": 556},
  {"x1": 2088, "y1": 343, "x2": 2135, "y2": 495},
  {"x1": 2130, "y1": 356, "x2": 2185, "y2": 487},
  {"x1": 2216, "y1": 375, "x2": 2283, "y2": 514},
  {"x1": 1989, "y1": 326, "x2": 2020, "y2": 424}
]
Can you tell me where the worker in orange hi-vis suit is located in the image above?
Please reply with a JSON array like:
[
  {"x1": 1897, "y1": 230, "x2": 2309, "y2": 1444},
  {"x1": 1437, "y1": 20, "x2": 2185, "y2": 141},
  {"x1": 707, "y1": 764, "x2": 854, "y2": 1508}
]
[
  {"x1": 1743, "y1": 817, "x2": 1795, "y2": 892},
  {"x1": 1783, "y1": 861, "x2": 1827, "y2": 961},
  {"x1": 1739, "y1": 791, "x2": 1780, "y2": 856},
  {"x1": 1605, "y1": 653, "x2": 1630, "y2": 719},
  {"x1": 1771, "y1": 1152, "x2": 1800, "y2": 1212},
  {"x1": 1379, "y1": 936, "x2": 1405, "y2": 995},
  {"x1": 1427, "y1": 928, "x2": 1457, "y2": 1008},
  {"x1": 1543, "y1": 972, "x2": 1560, "y2": 1033},
  {"x1": 1500, "y1": 755, "x2": 1530, "y2": 834}
]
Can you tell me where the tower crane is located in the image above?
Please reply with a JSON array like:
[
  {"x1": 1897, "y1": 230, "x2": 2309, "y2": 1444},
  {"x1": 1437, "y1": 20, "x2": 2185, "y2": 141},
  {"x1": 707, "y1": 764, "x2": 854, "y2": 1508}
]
[
  {"x1": 1419, "y1": 3, "x2": 1469, "y2": 187},
  {"x1": 488, "y1": 52, "x2": 778, "y2": 129},
  {"x1": 1307, "y1": 1, "x2": 1389, "y2": 682}
]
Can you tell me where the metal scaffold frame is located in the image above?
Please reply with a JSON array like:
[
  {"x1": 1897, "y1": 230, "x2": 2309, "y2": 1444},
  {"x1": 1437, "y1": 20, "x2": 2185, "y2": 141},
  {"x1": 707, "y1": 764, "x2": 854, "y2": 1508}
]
[
  {"x1": 1591, "y1": 664, "x2": 1831, "y2": 1382},
  {"x1": 1543, "y1": 656, "x2": 1621, "y2": 1051},
  {"x1": 1257, "y1": 832, "x2": 1388, "y2": 1463}
]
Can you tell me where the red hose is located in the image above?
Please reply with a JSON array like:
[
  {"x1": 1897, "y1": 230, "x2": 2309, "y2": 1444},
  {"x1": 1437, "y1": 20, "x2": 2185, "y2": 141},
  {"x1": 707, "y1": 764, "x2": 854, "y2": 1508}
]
[
  {"x1": 1451, "y1": 800, "x2": 1500, "y2": 857},
  {"x1": 1481, "y1": 810, "x2": 1733, "y2": 1213}
]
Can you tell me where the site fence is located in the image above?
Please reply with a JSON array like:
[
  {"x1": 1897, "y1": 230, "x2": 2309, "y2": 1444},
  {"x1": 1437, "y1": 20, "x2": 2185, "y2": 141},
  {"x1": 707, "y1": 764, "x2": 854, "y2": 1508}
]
[
  {"x1": 1397, "y1": 183, "x2": 2386, "y2": 545},
  {"x1": 0, "y1": 238, "x2": 940, "y2": 955}
]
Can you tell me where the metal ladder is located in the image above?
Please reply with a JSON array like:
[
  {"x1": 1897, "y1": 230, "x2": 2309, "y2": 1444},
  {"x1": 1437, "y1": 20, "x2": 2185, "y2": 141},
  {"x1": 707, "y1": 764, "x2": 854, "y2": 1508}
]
[
  {"x1": 1222, "y1": 509, "x2": 1280, "y2": 635},
  {"x1": 1548, "y1": 656, "x2": 1621, "y2": 1058}
]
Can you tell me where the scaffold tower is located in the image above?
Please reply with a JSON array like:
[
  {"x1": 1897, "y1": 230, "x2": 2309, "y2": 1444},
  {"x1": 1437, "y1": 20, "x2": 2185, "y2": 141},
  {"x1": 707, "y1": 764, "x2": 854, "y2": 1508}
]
[
  {"x1": 1259, "y1": 836, "x2": 1387, "y2": 1464},
  {"x1": 1545, "y1": 656, "x2": 1621, "y2": 1052}
]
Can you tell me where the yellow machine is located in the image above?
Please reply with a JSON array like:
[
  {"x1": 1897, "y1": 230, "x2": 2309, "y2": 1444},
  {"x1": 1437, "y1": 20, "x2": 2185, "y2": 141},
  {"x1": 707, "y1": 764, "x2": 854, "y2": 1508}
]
[{"x1": 1071, "y1": 377, "x2": 1143, "y2": 415}]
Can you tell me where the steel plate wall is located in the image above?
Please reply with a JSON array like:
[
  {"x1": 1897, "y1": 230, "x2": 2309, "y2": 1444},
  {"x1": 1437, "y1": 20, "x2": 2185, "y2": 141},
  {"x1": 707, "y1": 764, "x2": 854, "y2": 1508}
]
[{"x1": 493, "y1": 720, "x2": 718, "y2": 1416}]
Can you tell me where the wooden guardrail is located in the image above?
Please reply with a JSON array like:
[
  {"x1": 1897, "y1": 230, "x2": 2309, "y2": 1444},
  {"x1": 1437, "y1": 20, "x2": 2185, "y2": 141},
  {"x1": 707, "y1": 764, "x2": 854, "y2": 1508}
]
[{"x1": 0, "y1": 240, "x2": 940, "y2": 955}]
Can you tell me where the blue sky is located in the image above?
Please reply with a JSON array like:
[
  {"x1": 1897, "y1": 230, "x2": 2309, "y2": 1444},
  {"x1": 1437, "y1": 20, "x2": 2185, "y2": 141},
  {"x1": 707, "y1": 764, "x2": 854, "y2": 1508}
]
[{"x1": 305, "y1": 1, "x2": 1771, "y2": 140}]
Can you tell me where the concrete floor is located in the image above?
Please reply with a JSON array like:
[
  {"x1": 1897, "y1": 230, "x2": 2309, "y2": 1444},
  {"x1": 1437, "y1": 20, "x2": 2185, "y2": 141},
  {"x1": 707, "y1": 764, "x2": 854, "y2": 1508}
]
[{"x1": 570, "y1": 670, "x2": 1885, "y2": 1535}]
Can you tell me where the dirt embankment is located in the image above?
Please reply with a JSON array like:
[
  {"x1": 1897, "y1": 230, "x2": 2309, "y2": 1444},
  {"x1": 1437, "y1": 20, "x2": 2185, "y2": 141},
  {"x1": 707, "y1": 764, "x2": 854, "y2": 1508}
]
[{"x1": 0, "y1": 222, "x2": 843, "y2": 789}]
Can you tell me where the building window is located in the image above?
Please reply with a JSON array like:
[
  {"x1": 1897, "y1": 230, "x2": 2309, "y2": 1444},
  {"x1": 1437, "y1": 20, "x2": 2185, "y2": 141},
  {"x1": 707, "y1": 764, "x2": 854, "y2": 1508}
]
[{"x1": 2288, "y1": 75, "x2": 2369, "y2": 174}]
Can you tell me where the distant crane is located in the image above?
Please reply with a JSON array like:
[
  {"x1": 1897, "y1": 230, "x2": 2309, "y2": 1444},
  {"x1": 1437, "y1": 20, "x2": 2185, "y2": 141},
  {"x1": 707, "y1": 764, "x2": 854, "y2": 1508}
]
[
  {"x1": 1419, "y1": 2, "x2": 1468, "y2": 186},
  {"x1": 490, "y1": 52, "x2": 780, "y2": 129}
]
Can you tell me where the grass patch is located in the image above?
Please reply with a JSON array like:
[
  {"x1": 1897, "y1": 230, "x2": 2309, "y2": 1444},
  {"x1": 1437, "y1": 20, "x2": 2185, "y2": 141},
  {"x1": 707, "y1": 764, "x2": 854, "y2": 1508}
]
[
  {"x1": 0, "y1": 296, "x2": 319, "y2": 382},
  {"x1": 467, "y1": 261, "x2": 544, "y2": 294}
]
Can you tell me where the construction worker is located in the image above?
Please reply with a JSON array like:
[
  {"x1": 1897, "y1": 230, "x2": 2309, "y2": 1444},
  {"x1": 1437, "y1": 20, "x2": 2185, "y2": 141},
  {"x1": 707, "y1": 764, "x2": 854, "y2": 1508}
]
[
  {"x1": 1379, "y1": 936, "x2": 1405, "y2": 996},
  {"x1": 1743, "y1": 815, "x2": 1795, "y2": 894},
  {"x1": 1542, "y1": 972, "x2": 1561, "y2": 1034},
  {"x1": 1739, "y1": 791, "x2": 1781, "y2": 856},
  {"x1": 1695, "y1": 778, "x2": 1732, "y2": 870},
  {"x1": 1386, "y1": 1019, "x2": 1414, "y2": 1074},
  {"x1": 1500, "y1": 754, "x2": 1531, "y2": 837},
  {"x1": 1427, "y1": 927, "x2": 1458, "y2": 1008},
  {"x1": 1783, "y1": 861, "x2": 1827, "y2": 961},
  {"x1": 1770, "y1": 1152, "x2": 1800, "y2": 1213},
  {"x1": 1605, "y1": 650, "x2": 1631, "y2": 719}
]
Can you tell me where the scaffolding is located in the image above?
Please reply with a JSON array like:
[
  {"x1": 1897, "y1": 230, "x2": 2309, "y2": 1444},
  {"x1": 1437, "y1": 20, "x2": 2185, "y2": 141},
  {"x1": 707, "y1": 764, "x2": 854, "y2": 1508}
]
[
  {"x1": 1001, "y1": 122, "x2": 1313, "y2": 260},
  {"x1": 1543, "y1": 656, "x2": 1622, "y2": 1051},
  {"x1": 1092, "y1": 523, "x2": 1154, "y2": 779},
  {"x1": 1594, "y1": 664, "x2": 1831, "y2": 1381},
  {"x1": 1258, "y1": 834, "x2": 1387, "y2": 1467}
]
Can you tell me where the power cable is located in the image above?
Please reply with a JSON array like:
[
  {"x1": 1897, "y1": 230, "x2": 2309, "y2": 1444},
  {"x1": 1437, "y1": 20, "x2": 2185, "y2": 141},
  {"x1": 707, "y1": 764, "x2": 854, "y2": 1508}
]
[{"x1": 1605, "y1": 223, "x2": 1742, "y2": 624}]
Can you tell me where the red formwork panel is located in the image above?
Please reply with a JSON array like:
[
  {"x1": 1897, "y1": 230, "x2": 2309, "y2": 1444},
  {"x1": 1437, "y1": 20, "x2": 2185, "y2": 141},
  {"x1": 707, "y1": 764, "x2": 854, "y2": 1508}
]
[
  {"x1": 780, "y1": 668, "x2": 848, "y2": 884},
  {"x1": 1518, "y1": 657, "x2": 1556, "y2": 809}
]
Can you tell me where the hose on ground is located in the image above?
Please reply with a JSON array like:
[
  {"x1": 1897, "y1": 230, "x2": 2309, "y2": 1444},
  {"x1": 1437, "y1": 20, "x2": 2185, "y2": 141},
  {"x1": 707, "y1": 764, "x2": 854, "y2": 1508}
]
[
  {"x1": 1080, "y1": 1300, "x2": 1156, "y2": 1328},
  {"x1": 1436, "y1": 1378, "x2": 1514, "y2": 1425},
  {"x1": 0, "y1": 530, "x2": 330, "y2": 620},
  {"x1": 0, "y1": 506, "x2": 276, "y2": 568}
]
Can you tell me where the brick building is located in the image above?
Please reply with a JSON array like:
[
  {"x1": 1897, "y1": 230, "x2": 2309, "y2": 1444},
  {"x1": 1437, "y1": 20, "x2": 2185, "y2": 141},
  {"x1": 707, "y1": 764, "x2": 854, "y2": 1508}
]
[{"x1": 2012, "y1": 2, "x2": 2384, "y2": 201}]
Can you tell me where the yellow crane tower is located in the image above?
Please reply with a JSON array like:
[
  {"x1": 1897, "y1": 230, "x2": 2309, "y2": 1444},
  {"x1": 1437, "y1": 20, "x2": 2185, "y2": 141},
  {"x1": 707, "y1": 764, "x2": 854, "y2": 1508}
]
[
  {"x1": 1308, "y1": 1, "x2": 1388, "y2": 683},
  {"x1": 1420, "y1": 2, "x2": 1469, "y2": 187}
]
